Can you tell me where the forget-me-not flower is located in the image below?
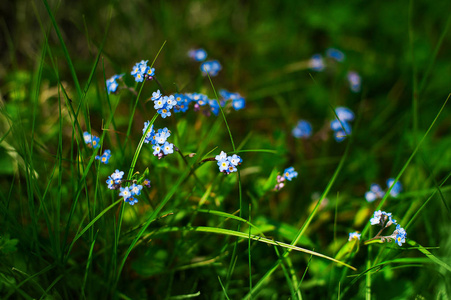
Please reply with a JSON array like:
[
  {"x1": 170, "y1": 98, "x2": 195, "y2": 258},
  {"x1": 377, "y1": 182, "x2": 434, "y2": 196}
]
[
  {"x1": 348, "y1": 232, "x2": 361, "y2": 241},
  {"x1": 201, "y1": 60, "x2": 222, "y2": 76},
  {"x1": 387, "y1": 178, "x2": 402, "y2": 197},
  {"x1": 283, "y1": 167, "x2": 298, "y2": 181},
  {"x1": 292, "y1": 120, "x2": 313, "y2": 139},
  {"x1": 95, "y1": 149, "x2": 112, "y2": 164},
  {"x1": 326, "y1": 48, "x2": 345, "y2": 62},
  {"x1": 188, "y1": 48, "x2": 208, "y2": 61},
  {"x1": 106, "y1": 74, "x2": 124, "y2": 94},
  {"x1": 309, "y1": 54, "x2": 325, "y2": 71}
]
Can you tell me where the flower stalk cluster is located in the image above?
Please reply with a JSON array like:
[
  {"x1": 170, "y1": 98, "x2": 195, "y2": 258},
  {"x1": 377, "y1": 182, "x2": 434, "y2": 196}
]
[
  {"x1": 131, "y1": 60, "x2": 155, "y2": 82},
  {"x1": 367, "y1": 210, "x2": 407, "y2": 246},
  {"x1": 274, "y1": 167, "x2": 298, "y2": 191},
  {"x1": 95, "y1": 149, "x2": 111, "y2": 164},
  {"x1": 365, "y1": 178, "x2": 403, "y2": 202},
  {"x1": 83, "y1": 132, "x2": 100, "y2": 149},
  {"x1": 142, "y1": 121, "x2": 175, "y2": 159},
  {"x1": 106, "y1": 169, "x2": 150, "y2": 206},
  {"x1": 215, "y1": 151, "x2": 242, "y2": 174}
]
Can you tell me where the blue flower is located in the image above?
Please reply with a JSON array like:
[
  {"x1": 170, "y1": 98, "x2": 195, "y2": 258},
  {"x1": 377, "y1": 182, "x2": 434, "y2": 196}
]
[
  {"x1": 154, "y1": 95, "x2": 167, "y2": 109},
  {"x1": 370, "y1": 210, "x2": 383, "y2": 225},
  {"x1": 119, "y1": 186, "x2": 132, "y2": 200},
  {"x1": 330, "y1": 119, "x2": 351, "y2": 133},
  {"x1": 162, "y1": 142, "x2": 174, "y2": 155},
  {"x1": 387, "y1": 178, "x2": 402, "y2": 197},
  {"x1": 227, "y1": 154, "x2": 242, "y2": 166},
  {"x1": 217, "y1": 158, "x2": 230, "y2": 172},
  {"x1": 165, "y1": 95, "x2": 177, "y2": 109},
  {"x1": 188, "y1": 48, "x2": 207, "y2": 61},
  {"x1": 227, "y1": 164, "x2": 237, "y2": 173},
  {"x1": 155, "y1": 128, "x2": 171, "y2": 144},
  {"x1": 200, "y1": 60, "x2": 222, "y2": 76},
  {"x1": 130, "y1": 183, "x2": 143, "y2": 196},
  {"x1": 95, "y1": 149, "x2": 112, "y2": 164},
  {"x1": 309, "y1": 54, "x2": 325, "y2": 71},
  {"x1": 326, "y1": 48, "x2": 345, "y2": 62},
  {"x1": 331, "y1": 107, "x2": 354, "y2": 142},
  {"x1": 152, "y1": 90, "x2": 162, "y2": 101},
  {"x1": 333, "y1": 130, "x2": 350, "y2": 142},
  {"x1": 146, "y1": 67, "x2": 155, "y2": 79},
  {"x1": 394, "y1": 224, "x2": 407, "y2": 246},
  {"x1": 106, "y1": 177, "x2": 115, "y2": 189},
  {"x1": 283, "y1": 167, "x2": 298, "y2": 181},
  {"x1": 232, "y1": 97, "x2": 246, "y2": 110},
  {"x1": 83, "y1": 132, "x2": 100, "y2": 148},
  {"x1": 347, "y1": 71, "x2": 361, "y2": 93},
  {"x1": 131, "y1": 60, "x2": 154, "y2": 82},
  {"x1": 348, "y1": 232, "x2": 361, "y2": 241},
  {"x1": 142, "y1": 179, "x2": 151, "y2": 188},
  {"x1": 143, "y1": 121, "x2": 155, "y2": 144},
  {"x1": 215, "y1": 151, "x2": 228, "y2": 161},
  {"x1": 370, "y1": 210, "x2": 396, "y2": 226},
  {"x1": 365, "y1": 183, "x2": 385, "y2": 202},
  {"x1": 292, "y1": 120, "x2": 313, "y2": 139},
  {"x1": 219, "y1": 89, "x2": 234, "y2": 100},
  {"x1": 335, "y1": 107, "x2": 355, "y2": 122},
  {"x1": 152, "y1": 145, "x2": 162, "y2": 156},
  {"x1": 83, "y1": 132, "x2": 92, "y2": 144},
  {"x1": 214, "y1": 151, "x2": 242, "y2": 174},
  {"x1": 91, "y1": 136, "x2": 100, "y2": 149},
  {"x1": 209, "y1": 99, "x2": 220, "y2": 116},
  {"x1": 127, "y1": 197, "x2": 138, "y2": 205},
  {"x1": 158, "y1": 107, "x2": 172, "y2": 118},
  {"x1": 110, "y1": 169, "x2": 124, "y2": 184},
  {"x1": 106, "y1": 74, "x2": 124, "y2": 94},
  {"x1": 191, "y1": 93, "x2": 208, "y2": 106}
]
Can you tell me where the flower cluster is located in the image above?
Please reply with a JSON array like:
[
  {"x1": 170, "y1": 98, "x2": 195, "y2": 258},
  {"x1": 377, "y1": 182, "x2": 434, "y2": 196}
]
[
  {"x1": 219, "y1": 89, "x2": 245, "y2": 111},
  {"x1": 310, "y1": 47, "x2": 346, "y2": 70},
  {"x1": 142, "y1": 121, "x2": 175, "y2": 159},
  {"x1": 131, "y1": 60, "x2": 155, "y2": 83},
  {"x1": 187, "y1": 48, "x2": 222, "y2": 76},
  {"x1": 83, "y1": 132, "x2": 100, "y2": 149},
  {"x1": 152, "y1": 90, "x2": 245, "y2": 117},
  {"x1": 215, "y1": 151, "x2": 242, "y2": 174},
  {"x1": 365, "y1": 178, "x2": 402, "y2": 202},
  {"x1": 348, "y1": 232, "x2": 361, "y2": 241},
  {"x1": 95, "y1": 149, "x2": 111, "y2": 164},
  {"x1": 200, "y1": 60, "x2": 222, "y2": 76},
  {"x1": 370, "y1": 210, "x2": 396, "y2": 226},
  {"x1": 368, "y1": 210, "x2": 407, "y2": 246},
  {"x1": 151, "y1": 90, "x2": 177, "y2": 118},
  {"x1": 307, "y1": 48, "x2": 362, "y2": 93},
  {"x1": 106, "y1": 169, "x2": 150, "y2": 206},
  {"x1": 330, "y1": 107, "x2": 355, "y2": 142},
  {"x1": 292, "y1": 120, "x2": 312, "y2": 139},
  {"x1": 274, "y1": 167, "x2": 298, "y2": 190},
  {"x1": 188, "y1": 48, "x2": 207, "y2": 62},
  {"x1": 106, "y1": 74, "x2": 124, "y2": 94}
]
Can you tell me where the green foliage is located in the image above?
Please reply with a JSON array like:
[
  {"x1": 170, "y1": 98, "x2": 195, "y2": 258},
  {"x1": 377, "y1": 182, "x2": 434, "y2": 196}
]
[{"x1": 1, "y1": 0, "x2": 451, "y2": 299}]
